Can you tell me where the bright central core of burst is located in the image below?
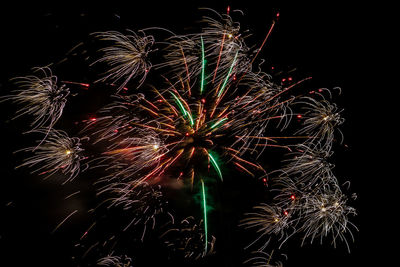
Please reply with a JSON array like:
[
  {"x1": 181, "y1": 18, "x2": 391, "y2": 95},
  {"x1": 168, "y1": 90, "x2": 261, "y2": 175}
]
[{"x1": 163, "y1": 96, "x2": 228, "y2": 184}]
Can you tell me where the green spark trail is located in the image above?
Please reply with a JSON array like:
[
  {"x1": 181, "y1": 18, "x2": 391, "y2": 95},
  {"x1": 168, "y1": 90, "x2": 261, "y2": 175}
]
[
  {"x1": 200, "y1": 36, "x2": 206, "y2": 94},
  {"x1": 217, "y1": 51, "x2": 238, "y2": 97},
  {"x1": 208, "y1": 151, "x2": 223, "y2": 181},
  {"x1": 200, "y1": 179, "x2": 208, "y2": 254}
]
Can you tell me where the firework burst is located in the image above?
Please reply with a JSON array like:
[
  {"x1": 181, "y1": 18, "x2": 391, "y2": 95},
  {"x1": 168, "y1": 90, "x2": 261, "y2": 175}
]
[
  {"x1": 15, "y1": 128, "x2": 86, "y2": 183},
  {"x1": 298, "y1": 188, "x2": 357, "y2": 251},
  {"x1": 1, "y1": 67, "x2": 69, "y2": 134},
  {"x1": 92, "y1": 30, "x2": 154, "y2": 91},
  {"x1": 295, "y1": 91, "x2": 345, "y2": 150}
]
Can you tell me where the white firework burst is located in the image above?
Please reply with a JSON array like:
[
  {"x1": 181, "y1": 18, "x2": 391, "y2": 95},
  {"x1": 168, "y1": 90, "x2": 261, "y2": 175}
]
[
  {"x1": 240, "y1": 203, "x2": 294, "y2": 249},
  {"x1": 296, "y1": 91, "x2": 345, "y2": 149},
  {"x1": 92, "y1": 30, "x2": 154, "y2": 91},
  {"x1": 16, "y1": 128, "x2": 86, "y2": 183},
  {"x1": 298, "y1": 188, "x2": 357, "y2": 252},
  {"x1": 2, "y1": 67, "x2": 69, "y2": 133}
]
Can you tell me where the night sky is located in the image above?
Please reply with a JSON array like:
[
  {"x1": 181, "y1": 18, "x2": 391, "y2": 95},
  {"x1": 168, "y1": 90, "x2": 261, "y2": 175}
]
[{"x1": 0, "y1": 1, "x2": 387, "y2": 266}]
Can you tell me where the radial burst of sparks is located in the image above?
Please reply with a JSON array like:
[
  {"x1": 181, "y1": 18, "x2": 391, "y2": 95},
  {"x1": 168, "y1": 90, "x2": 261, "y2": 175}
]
[
  {"x1": 298, "y1": 188, "x2": 357, "y2": 251},
  {"x1": 92, "y1": 30, "x2": 154, "y2": 91},
  {"x1": 295, "y1": 91, "x2": 345, "y2": 150},
  {"x1": 15, "y1": 128, "x2": 86, "y2": 183},
  {"x1": 1, "y1": 67, "x2": 69, "y2": 134}
]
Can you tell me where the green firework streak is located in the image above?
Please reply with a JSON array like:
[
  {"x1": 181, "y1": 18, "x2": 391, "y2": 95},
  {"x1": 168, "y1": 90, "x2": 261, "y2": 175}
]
[
  {"x1": 208, "y1": 151, "x2": 223, "y2": 181},
  {"x1": 201, "y1": 179, "x2": 208, "y2": 253},
  {"x1": 217, "y1": 51, "x2": 239, "y2": 97},
  {"x1": 200, "y1": 36, "x2": 206, "y2": 95}
]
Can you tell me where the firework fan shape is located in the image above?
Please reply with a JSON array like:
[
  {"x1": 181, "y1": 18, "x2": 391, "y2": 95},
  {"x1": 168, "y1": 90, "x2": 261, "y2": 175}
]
[
  {"x1": 15, "y1": 128, "x2": 86, "y2": 183},
  {"x1": 3, "y1": 7, "x2": 357, "y2": 266},
  {"x1": 91, "y1": 30, "x2": 154, "y2": 91},
  {"x1": 1, "y1": 67, "x2": 70, "y2": 135}
]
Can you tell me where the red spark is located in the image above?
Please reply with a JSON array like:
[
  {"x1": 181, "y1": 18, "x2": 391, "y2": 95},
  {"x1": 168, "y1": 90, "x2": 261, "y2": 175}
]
[{"x1": 284, "y1": 210, "x2": 288, "y2": 216}]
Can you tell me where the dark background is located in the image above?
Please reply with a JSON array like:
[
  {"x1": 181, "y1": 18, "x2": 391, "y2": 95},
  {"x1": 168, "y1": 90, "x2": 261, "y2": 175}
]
[{"x1": 0, "y1": 1, "x2": 387, "y2": 266}]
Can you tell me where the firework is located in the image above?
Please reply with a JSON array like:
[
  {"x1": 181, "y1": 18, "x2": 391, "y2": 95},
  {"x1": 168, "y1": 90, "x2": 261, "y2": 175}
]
[
  {"x1": 295, "y1": 91, "x2": 345, "y2": 150},
  {"x1": 240, "y1": 203, "x2": 294, "y2": 250},
  {"x1": 15, "y1": 128, "x2": 86, "y2": 183},
  {"x1": 297, "y1": 188, "x2": 357, "y2": 252},
  {"x1": 1, "y1": 67, "x2": 69, "y2": 134},
  {"x1": 92, "y1": 30, "x2": 154, "y2": 91}
]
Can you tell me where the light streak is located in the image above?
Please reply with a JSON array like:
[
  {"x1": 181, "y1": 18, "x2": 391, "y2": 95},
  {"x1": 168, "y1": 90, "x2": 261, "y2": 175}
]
[
  {"x1": 170, "y1": 91, "x2": 194, "y2": 126},
  {"x1": 217, "y1": 51, "x2": 238, "y2": 97},
  {"x1": 200, "y1": 36, "x2": 206, "y2": 94},
  {"x1": 207, "y1": 151, "x2": 223, "y2": 181},
  {"x1": 201, "y1": 179, "x2": 208, "y2": 254},
  {"x1": 210, "y1": 117, "x2": 228, "y2": 130}
]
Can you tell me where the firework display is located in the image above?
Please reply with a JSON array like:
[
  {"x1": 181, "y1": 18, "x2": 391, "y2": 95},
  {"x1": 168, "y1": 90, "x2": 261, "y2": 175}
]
[{"x1": 2, "y1": 7, "x2": 357, "y2": 266}]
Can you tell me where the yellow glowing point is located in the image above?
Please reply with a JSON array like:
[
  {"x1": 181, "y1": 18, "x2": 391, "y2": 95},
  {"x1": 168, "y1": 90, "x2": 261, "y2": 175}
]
[
  {"x1": 274, "y1": 218, "x2": 279, "y2": 223},
  {"x1": 65, "y1": 150, "x2": 71, "y2": 155},
  {"x1": 323, "y1": 116, "x2": 329, "y2": 121},
  {"x1": 321, "y1": 207, "x2": 327, "y2": 212},
  {"x1": 227, "y1": 33, "x2": 233, "y2": 38},
  {"x1": 153, "y1": 144, "x2": 159, "y2": 150}
]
